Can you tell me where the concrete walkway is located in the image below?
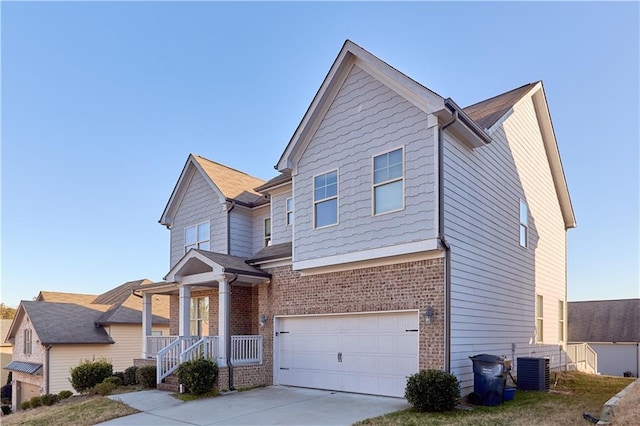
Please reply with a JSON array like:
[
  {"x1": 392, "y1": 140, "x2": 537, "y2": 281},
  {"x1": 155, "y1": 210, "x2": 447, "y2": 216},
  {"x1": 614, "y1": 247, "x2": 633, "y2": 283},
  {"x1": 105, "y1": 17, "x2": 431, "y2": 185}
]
[{"x1": 101, "y1": 386, "x2": 410, "y2": 425}]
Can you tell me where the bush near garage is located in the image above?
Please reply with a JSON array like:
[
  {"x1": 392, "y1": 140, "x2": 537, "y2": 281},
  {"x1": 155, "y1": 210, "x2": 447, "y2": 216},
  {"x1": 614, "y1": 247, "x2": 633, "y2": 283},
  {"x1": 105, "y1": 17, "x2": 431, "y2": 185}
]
[
  {"x1": 405, "y1": 369, "x2": 461, "y2": 412},
  {"x1": 176, "y1": 357, "x2": 218, "y2": 395},
  {"x1": 136, "y1": 365, "x2": 157, "y2": 388},
  {"x1": 70, "y1": 359, "x2": 113, "y2": 393}
]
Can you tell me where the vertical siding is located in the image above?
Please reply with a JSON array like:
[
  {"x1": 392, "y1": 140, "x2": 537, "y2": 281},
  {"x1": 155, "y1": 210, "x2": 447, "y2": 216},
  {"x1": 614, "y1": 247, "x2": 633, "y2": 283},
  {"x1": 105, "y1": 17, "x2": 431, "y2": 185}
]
[
  {"x1": 230, "y1": 207, "x2": 253, "y2": 257},
  {"x1": 294, "y1": 65, "x2": 437, "y2": 262},
  {"x1": 171, "y1": 171, "x2": 227, "y2": 267},
  {"x1": 251, "y1": 204, "x2": 271, "y2": 255},
  {"x1": 445, "y1": 96, "x2": 567, "y2": 391},
  {"x1": 270, "y1": 189, "x2": 292, "y2": 246}
]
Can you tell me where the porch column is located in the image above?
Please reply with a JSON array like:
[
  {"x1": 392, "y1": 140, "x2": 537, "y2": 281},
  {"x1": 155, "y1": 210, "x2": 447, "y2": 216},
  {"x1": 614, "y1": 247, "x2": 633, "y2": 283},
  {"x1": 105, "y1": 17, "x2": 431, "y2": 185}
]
[
  {"x1": 141, "y1": 293, "x2": 153, "y2": 358},
  {"x1": 218, "y1": 278, "x2": 229, "y2": 367},
  {"x1": 179, "y1": 285, "x2": 191, "y2": 337}
]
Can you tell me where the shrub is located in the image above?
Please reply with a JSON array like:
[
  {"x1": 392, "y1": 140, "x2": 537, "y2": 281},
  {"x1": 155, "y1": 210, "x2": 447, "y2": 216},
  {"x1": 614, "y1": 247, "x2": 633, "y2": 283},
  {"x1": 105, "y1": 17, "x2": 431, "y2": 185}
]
[
  {"x1": 1, "y1": 405, "x2": 10, "y2": 415},
  {"x1": 123, "y1": 366, "x2": 139, "y2": 386},
  {"x1": 113, "y1": 371, "x2": 125, "y2": 382},
  {"x1": 93, "y1": 381, "x2": 117, "y2": 396},
  {"x1": 6, "y1": 371, "x2": 12, "y2": 385},
  {"x1": 176, "y1": 357, "x2": 218, "y2": 395},
  {"x1": 58, "y1": 390, "x2": 73, "y2": 400},
  {"x1": 1, "y1": 383, "x2": 11, "y2": 400},
  {"x1": 20, "y1": 401, "x2": 30, "y2": 410},
  {"x1": 136, "y1": 365, "x2": 156, "y2": 389},
  {"x1": 41, "y1": 393, "x2": 59, "y2": 406},
  {"x1": 29, "y1": 396, "x2": 42, "y2": 408},
  {"x1": 405, "y1": 369, "x2": 460, "y2": 412},
  {"x1": 70, "y1": 359, "x2": 113, "y2": 393},
  {"x1": 103, "y1": 376, "x2": 122, "y2": 387}
]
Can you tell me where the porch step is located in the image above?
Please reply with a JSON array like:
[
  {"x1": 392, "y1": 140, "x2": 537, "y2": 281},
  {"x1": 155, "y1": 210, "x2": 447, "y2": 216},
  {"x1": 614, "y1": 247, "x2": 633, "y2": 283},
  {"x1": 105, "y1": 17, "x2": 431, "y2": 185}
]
[{"x1": 157, "y1": 373, "x2": 180, "y2": 393}]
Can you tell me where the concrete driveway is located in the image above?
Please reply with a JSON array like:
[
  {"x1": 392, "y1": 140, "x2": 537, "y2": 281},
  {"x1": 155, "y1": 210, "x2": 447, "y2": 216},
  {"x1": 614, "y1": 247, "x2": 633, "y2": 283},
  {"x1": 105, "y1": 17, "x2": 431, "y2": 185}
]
[{"x1": 100, "y1": 386, "x2": 410, "y2": 425}]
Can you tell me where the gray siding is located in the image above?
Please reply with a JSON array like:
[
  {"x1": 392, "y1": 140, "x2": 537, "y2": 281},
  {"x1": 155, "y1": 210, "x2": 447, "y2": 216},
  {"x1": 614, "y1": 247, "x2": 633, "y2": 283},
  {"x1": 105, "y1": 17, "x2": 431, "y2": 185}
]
[
  {"x1": 294, "y1": 65, "x2": 437, "y2": 262},
  {"x1": 229, "y1": 207, "x2": 253, "y2": 257},
  {"x1": 444, "y1": 95, "x2": 568, "y2": 390},
  {"x1": 252, "y1": 204, "x2": 271, "y2": 255},
  {"x1": 271, "y1": 189, "x2": 292, "y2": 246},
  {"x1": 170, "y1": 171, "x2": 227, "y2": 267}
]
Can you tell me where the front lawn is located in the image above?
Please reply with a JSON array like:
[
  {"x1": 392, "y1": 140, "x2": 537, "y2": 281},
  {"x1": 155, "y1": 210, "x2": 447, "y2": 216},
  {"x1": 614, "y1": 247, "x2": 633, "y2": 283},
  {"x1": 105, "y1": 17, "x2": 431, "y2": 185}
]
[{"x1": 358, "y1": 372, "x2": 634, "y2": 426}]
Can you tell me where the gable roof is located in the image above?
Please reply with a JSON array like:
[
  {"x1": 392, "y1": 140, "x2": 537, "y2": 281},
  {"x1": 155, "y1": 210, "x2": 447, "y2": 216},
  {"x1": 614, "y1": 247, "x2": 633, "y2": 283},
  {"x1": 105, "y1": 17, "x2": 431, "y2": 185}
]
[
  {"x1": 36, "y1": 291, "x2": 97, "y2": 305},
  {"x1": 464, "y1": 83, "x2": 538, "y2": 129},
  {"x1": 165, "y1": 249, "x2": 272, "y2": 282},
  {"x1": 92, "y1": 279, "x2": 152, "y2": 305},
  {"x1": 20, "y1": 301, "x2": 114, "y2": 345},
  {"x1": 568, "y1": 299, "x2": 640, "y2": 343},
  {"x1": 160, "y1": 154, "x2": 267, "y2": 227}
]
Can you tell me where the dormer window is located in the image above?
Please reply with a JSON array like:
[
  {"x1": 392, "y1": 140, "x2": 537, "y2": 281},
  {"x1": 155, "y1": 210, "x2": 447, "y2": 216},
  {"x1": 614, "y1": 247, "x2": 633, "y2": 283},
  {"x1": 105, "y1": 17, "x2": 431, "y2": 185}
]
[{"x1": 185, "y1": 222, "x2": 210, "y2": 253}]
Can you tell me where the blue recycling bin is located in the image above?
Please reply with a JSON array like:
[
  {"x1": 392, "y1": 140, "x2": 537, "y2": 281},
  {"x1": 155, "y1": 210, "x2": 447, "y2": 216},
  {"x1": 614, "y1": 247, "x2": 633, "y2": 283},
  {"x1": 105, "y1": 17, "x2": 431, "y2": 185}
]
[{"x1": 469, "y1": 354, "x2": 507, "y2": 406}]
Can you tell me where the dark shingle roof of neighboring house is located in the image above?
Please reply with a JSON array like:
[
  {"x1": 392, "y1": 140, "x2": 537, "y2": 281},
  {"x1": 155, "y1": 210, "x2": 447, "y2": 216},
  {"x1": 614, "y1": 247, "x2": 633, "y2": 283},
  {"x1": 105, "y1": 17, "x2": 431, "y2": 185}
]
[
  {"x1": 568, "y1": 299, "x2": 640, "y2": 343},
  {"x1": 193, "y1": 250, "x2": 272, "y2": 278},
  {"x1": 21, "y1": 301, "x2": 114, "y2": 345},
  {"x1": 464, "y1": 83, "x2": 538, "y2": 129},
  {"x1": 96, "y1": 304, "x2": 170, "y2": 325},
  {"x1": 248, "y1": 242, "x2": 292, "y2": 264},
  {"x1": 92, "y1": 279, "x2": 151, "y2": 305}
]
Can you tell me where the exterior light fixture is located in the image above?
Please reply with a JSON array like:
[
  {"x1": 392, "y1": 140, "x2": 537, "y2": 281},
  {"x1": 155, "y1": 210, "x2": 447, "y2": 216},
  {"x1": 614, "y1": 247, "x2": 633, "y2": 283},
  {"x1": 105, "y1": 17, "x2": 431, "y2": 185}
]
[
  {"x1": 259, "y1": 314, "x2": 268, "y2": 328},
  {"x1": 423, "y1": 306, "x2": 435, "y2": 325}
]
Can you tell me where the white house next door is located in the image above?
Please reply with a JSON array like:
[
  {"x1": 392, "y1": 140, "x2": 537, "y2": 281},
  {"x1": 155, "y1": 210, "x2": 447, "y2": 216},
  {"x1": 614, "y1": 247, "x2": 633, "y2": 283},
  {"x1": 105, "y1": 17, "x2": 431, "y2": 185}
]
[{"x1": 276, "y1": 311, "x2": 419, "y2": 397}]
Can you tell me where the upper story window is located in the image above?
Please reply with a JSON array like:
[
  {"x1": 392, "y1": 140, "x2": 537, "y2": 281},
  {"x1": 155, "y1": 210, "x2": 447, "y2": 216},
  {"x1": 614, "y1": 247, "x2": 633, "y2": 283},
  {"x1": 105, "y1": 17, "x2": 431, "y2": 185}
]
[
  {"x1": 558, "y1": 300, "x2": 565, "y2": 342},
  {"x1": 190, "y1": 297, "x2": 209, "y2": 337},
  {"x1": 520, "y1": 200, "x2": 528, "y2": 247},
  {"x1": 286, "y1": 198, "x2": 294, "y2": 226},
  {"x1": 536, "y1": 294, "x2": 544, "y2": 343},
  {"x1": 264, "y1": 217, "x2": 272, "y2": 246},
  {"x1": 23, "y1": 329, "x2": 32, "y2": 355},
  {"x1": 314, "y1": 170, "x2": 338, "y2": 228},
  {"x1": 373, "y1": 148, "x2": 404, "y2": 215},
  {"x1": 185, "y1": 222, "x2": 210, "y2": 253}
]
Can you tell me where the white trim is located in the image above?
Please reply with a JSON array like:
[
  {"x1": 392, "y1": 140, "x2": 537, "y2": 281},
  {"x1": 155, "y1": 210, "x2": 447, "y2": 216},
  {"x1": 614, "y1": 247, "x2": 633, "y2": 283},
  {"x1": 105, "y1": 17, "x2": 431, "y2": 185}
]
[
  {"x1": 255, "y1": 258, "x2": 292, "y2": 269},
  {"x1": 372, "y1": 146, "x2": 405, "y2": 216},
  {"x1": 294, "y1": 238, "x2": 440, "y2": 271},
  {"x1": 275, "y1": 308, "x2": 419, "y2": 321},
  {"x1": 285, "y1": 197, "x2": 294, "y2": 226},
  {"x1": 180, "y1": 272, "x2": 226, "y2": 286},
  {"x1": 312, "y1": 168, "x2": 339, "y2": 229}
]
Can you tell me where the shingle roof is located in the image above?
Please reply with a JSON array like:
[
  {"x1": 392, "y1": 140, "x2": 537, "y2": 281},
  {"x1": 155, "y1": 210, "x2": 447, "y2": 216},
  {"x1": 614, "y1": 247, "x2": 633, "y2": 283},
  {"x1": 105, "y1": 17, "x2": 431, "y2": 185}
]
[
  {"x1": 37, "y1": 291, "x2": 97, "y2": 305},
  {"x1": 193, "y1": 155, "x2": 266, "y2": 205},
  {"x1": 463, "y1": 83, "x2": 538, "y2": 129},
  {"x1": 568, "y1": 299, "x2": 640, "y2": 343},
  {"x1": 5, "y1": 361, "x2": 43, "y2": 375},
  {"x1": 21, "y1": 301, "x2": 114, "y2": 345},
  {"x1": 248, "y1": 242, "x2": 292, "y2": 264},
  {"x1": 193, "y1": 249, "x2": 272, "y2": 278},
  {"x1": 96, "y1": 304, "x2": 170, "y2": 325},
  {"x1": 92, "y1": 279, "x2": 152, "y2": 305},
  {"x1": 255, "y1": 171, "x2": 292, "y2": 193}
]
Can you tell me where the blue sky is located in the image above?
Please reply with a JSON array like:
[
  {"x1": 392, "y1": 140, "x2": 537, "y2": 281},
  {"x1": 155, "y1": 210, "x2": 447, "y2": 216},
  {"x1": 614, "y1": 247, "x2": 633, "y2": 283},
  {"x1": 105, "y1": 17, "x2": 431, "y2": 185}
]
[{"x1": 1, "y1": 2, "x2": 638, "y2": 306}]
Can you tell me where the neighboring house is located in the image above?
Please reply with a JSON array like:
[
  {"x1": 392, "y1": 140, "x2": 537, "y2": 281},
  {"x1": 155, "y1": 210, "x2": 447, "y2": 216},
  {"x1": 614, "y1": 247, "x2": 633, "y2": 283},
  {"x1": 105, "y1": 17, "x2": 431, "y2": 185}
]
[
  {"x1": 4, "y1": 280, "x2": 170, "y2": 408},
  {"x1": 1, "y1": 319, "x2": 13, "y2": 386},
  {"x1": 568, "y1": 299, "x2": 640, "y2": 377},
  {"x1": 138, "y1": 40, "x2": 576, "y2": 397}
]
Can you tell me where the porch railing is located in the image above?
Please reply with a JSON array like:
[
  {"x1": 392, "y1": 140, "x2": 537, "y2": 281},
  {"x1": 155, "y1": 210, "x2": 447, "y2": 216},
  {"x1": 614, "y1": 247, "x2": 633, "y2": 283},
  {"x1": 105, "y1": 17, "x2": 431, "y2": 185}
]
[
  {"x1": 156, "y1": 336, "x2": 199, "y2": 383},
  {"x1": 146, "y1": 336, "x2": 179, "y2": 358},
  {"x1": 231, "y1": 335, "x2": 263, "y2": 365},
  {"x1": 180, "y1": 336, "x2": 219, "y2": 363},
  {"x1": 566, "y1": 343, "x2": 598, "y2": 374}
]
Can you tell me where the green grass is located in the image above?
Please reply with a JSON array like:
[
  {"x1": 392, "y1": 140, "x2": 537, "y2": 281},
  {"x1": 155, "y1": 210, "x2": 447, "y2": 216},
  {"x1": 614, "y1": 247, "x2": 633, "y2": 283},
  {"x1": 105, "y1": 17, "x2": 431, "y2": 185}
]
[
  {"x1": 357, "y1": 372, "x2": 634, "y2": 426},
  {"x1": 173, "y1": 389, "x2": 219, "y2": 401}
]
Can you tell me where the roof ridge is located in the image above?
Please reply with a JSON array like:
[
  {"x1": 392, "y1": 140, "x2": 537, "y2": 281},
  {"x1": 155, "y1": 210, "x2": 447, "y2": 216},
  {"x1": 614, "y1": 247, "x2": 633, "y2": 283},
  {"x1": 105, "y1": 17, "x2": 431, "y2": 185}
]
[
  {"x1": 464, "y1": 82, "x2": 539, "y2": 110},
  {"x1": 193, "y1": 154, "x2": 266, "y2": 182}
]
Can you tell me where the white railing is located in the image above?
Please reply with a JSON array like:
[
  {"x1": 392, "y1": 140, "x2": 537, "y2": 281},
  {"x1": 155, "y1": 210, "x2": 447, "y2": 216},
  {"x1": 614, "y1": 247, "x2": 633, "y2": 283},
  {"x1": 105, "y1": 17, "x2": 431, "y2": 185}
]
[
  {"x1": 156, "y1": 336, "x2": 199, "y2": 383},
  {"x1": 566, "y1": 343, "x2": 598, "y2": 374},
  {"x1": 231, "y1": 335, "x2": 263, "y2": 365},
  {"x1": 180, "y1": 336, "x2": 219, "y2": 363},
  {"x1": 147, "y1": 336, "x2": 179, "y2": 358}
]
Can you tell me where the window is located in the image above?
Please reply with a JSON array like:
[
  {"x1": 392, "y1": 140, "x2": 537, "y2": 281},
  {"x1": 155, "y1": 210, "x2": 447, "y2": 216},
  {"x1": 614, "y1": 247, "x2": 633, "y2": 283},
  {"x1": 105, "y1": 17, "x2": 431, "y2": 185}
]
[
  {"x1": 536, "y1": 294, "x2": 544, "y2": 343},
  {"x1": 185, "y1": 222, "x2": 210, "y2": 253},
  {"x1": 151, "y1": 330, "x2": 163, "y2": 336},
  {"x1": 314, "y1": 170, "x2": 338, "y2": 228},
  {"x1": 558, "y1": 300, "x2": 565, "y2": 342},
  {"x1": 286, "y1": 198, "x2": 294, "y2": 226},
  {"x1": 190, "y1": 297, "x2": 209, "y2": 337},
  {"x1": 520, "y1": 200, "x2": 528, "y2": 247},
  {"x1": 264, "y1": 217, "x2": 271, "y2": 246},
  {"x1": 373, "y1": 148, "x2": 404, "y2": 215},
  {"x1": 23, "y1": 329, "x2": 32, "y2": 355}
]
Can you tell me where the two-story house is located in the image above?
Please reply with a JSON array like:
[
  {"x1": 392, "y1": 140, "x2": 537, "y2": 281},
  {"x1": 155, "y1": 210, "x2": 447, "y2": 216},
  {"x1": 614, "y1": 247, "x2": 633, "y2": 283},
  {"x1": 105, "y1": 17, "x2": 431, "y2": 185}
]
[{"x1": 138, "y1": 40, "x2": 575, "y2": 398}]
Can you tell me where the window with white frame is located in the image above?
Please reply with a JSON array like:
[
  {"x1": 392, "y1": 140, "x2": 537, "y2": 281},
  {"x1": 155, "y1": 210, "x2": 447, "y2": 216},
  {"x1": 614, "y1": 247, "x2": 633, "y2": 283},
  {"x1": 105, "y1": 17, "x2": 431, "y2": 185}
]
[
  {"x1": 373, "y1": 148, "x2": 404, "y2": 215},
  {"x1": 264, "y1": 217, "x2": 271, "y2": 246},
  {"x1": 23, "y1": 329, "x2": 32, "y2": 355},
  {"x1": 185, "y1": 222, "x2": 210, "y2": 253},
  {"x1": 520, "y1": 200, "x2": 529, "y2": 247},
  {"x1": 286, "y1": 198, "x2": 294, "y2": 226},
  {"x1": 536, "y1": 294, "x2": 544, "y2": 343},
  {"x1": 558, "y1": 300, "x2": 565, "y2": 342},
  {"x1": 314, "y1": 170, "x2": 338, "y2": 228},
  {"x1": 190, "y1": 297, "x2": 209, "y2": 337}
]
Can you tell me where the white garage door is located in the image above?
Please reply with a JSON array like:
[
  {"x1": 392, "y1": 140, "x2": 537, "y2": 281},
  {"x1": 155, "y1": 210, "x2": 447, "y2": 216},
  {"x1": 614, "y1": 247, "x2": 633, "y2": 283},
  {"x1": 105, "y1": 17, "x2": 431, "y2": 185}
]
[{"x1": 276, "y1": 311, "x2": 419, "y2": 397}]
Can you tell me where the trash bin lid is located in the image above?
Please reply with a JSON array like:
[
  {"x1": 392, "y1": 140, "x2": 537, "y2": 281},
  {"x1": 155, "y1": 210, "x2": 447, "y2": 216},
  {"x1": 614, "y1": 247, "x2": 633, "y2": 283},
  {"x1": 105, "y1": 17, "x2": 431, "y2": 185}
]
[{"x1": 469, "y1": 354, "x2": 504, "y2": 363}]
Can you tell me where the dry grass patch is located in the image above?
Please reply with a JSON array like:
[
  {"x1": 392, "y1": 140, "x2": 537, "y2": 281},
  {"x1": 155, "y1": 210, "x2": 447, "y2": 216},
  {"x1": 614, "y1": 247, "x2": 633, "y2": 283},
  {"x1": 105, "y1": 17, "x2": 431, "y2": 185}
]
[
  {"x1": 358, "y1": 372, "x2": 634, "y2": 426},
  {"x1": 1, "y1": 395, "x2": 138, "y2": 426},
  {"x1": 611, "y1": 379, "x2": 640, "y2": 425}
]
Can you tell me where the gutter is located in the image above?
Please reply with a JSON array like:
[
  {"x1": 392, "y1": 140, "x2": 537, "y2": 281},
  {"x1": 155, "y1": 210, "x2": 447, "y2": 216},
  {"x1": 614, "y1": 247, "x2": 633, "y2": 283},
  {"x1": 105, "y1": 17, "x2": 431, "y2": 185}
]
[
  {"x1": 443, "y1": 99, "x2": 492, "y2": 145},
  {"x1": 226, "y1": 273, "x2": 239, "y2": 391},
  {"x1": 438, "y1": 110, "x2": 459, "y2": 374}
]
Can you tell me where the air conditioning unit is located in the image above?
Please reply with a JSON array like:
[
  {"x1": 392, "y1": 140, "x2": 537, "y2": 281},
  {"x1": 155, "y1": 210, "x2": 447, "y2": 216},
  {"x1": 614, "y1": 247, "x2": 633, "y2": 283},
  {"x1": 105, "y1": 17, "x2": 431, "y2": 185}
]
[{"x1": 517, "y1": 357, "x2": 550, "y2": 391}]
